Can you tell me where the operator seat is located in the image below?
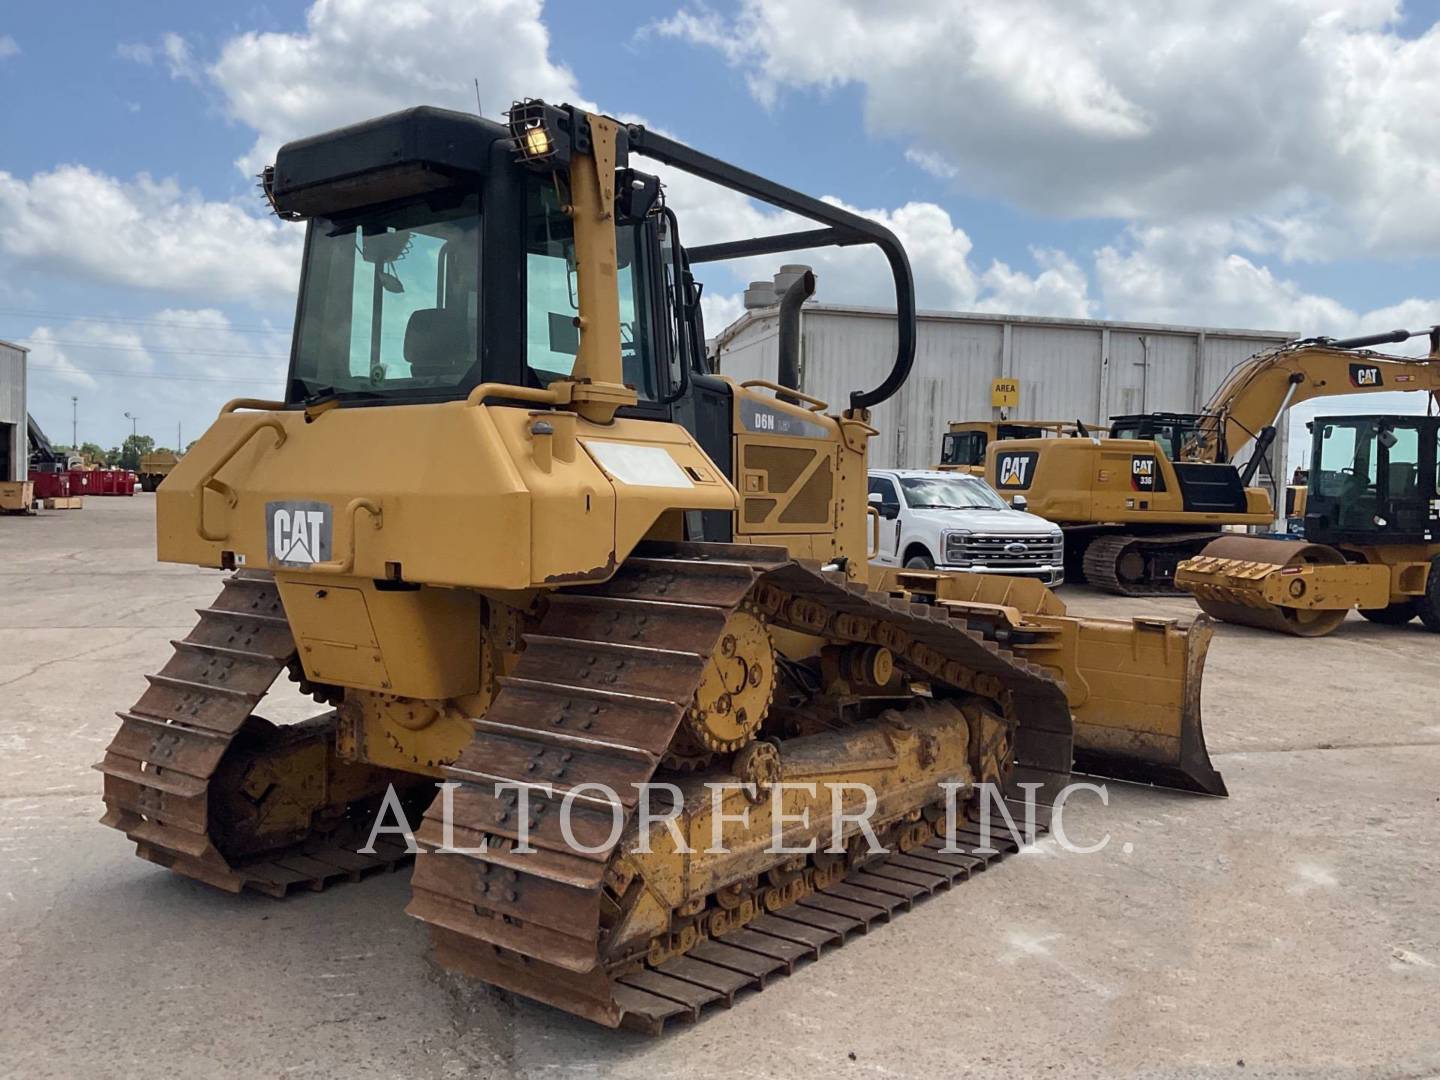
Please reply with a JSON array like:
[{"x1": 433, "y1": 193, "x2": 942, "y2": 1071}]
[{"x1": 404, "y1": 308, "x2": 472, "y2": 380}]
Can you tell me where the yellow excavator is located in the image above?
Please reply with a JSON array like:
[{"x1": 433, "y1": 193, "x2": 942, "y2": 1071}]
[
  {"x1": 973, "y1": 332, "x2": 1440, "y2": 594},
  {"x1": 97, "y1": 99, "x2": 1226, "y2": 1033},
  {"x1": 1176, "y1": 411, "x2": 1439, "y2": 635}
]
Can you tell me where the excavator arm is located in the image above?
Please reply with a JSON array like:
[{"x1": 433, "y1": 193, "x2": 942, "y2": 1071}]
[
  {"x1": 1191, "y1": 326, "x2": 1440, "y2": 468},
  {"x1": 1186, "y1": 328, "x2": 1440, "y2": 466}
]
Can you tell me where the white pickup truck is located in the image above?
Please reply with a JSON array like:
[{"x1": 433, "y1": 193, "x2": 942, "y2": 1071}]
[{"x1": 867, "y1": 468, "x2": 1065, "y2": 585}]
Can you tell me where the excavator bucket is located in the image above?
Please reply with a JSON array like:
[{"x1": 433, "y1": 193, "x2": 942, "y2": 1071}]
[{"x1": 879, "y1": 569, "x2": 1227, "y2": 796}]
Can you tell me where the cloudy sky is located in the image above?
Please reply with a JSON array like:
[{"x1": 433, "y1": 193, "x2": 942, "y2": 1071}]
[{"x1": 2, "y1": 0, "x2": 1438, "y2": 449}]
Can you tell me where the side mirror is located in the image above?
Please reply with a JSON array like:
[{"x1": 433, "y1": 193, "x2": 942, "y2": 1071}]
[
  {"x1": 868, "y1": 492, "x2": 883, "y2": 506},
  {"x1": 1010, "y1": 495, "x2": 1029, "y2": 510}
]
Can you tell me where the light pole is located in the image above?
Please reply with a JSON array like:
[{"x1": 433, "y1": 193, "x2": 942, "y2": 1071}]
[
  {"x1": 71, "y1": 396, "x2": 77, "y2": 448},
  {"x1": 123, "y1": 412, "x2": 139, "y2": 439}
]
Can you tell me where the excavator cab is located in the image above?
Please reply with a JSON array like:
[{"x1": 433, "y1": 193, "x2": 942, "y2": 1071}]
[
  {"x1": 1305, "y1": 414, "x2": 1439, "y2": 544},
  {"x1": 1107, "y1": 412, "x2": 1204, "y2": 460}
]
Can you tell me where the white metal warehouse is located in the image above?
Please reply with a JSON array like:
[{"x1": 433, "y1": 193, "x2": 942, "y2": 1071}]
[
  {"x1": 0, "y1": 339, "x2": 27, "y2": 484},
  {"x1": 712, "y1": 290, "x2": 1295, "y2": 478}
]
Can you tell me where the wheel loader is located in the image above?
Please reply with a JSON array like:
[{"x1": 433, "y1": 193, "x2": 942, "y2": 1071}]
[
  {"x1": 98, "y1": 99, "x2": 1226, "y2": 1033},
  {"x1": 971, "y1": 332, "x2": 1440, "y2": 594},
  {"x1": 1176, "y1": 412, "x2": 1440, "y2": 636}
]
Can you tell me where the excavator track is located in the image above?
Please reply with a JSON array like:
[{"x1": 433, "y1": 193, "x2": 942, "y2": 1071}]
[
  {"x1": 1080, "y1": 531, "x2": 1223, "y2": 596},
  {"x1": 407, "y1": 542, "x2": 1074, "y2": 1031},
  {"x1": 97, "y1": 570, "x2": 416, "y2": 896}
]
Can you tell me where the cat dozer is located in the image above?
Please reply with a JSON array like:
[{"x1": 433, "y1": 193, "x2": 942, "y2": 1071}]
[
  {"x1": 1177, "y1": 413, "x2": 1440, "y2": 636},
  {"x1": 98, "y1": 99, "x2": 1224, "y2": 1033}
]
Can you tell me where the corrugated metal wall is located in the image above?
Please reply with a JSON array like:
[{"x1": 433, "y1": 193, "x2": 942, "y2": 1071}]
[
  {"x1": 714, "y1": 306, "x2": 1294, "y2": 475},
  {"x1": 0, "y1": 341, "x2": 26, "y2": 483}
]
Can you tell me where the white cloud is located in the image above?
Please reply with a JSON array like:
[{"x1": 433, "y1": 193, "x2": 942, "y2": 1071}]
[
  {"x1": 1095, "y1": 221, "x2": 1440, "y2": 339},
  {"x1": 210, "y1": 0, "x2": 585, "y2": 175},
  {"x1": 977, "y1": 249, "x2": 1092, "y2": 318},
  {"x1": 904, "y1": 149, "x2": 958, "y2": 181},
  {"x1": 23, "y1": 309, "x2": 290, "y2": 449},
  {"x1": 700, "y1": 290, "x2": 744, "y2": 336},
  {"x1": 0, "y1": 166, "x2": 302, "y2": 305},
  {"x1": 115, "y1": 41, "x2": 151, "y2": 64},
  {"x1": 655, "y1": 0, "x2": 1440, "y2": 260},
  {"x1": 0, "y1": 34, "x2": 18, "y2": 59},
  {"x1": 655, "y1": 164, "x2": 1089, "y2": 320},
  {"x1": 22, "y1": 328, "x2": 99, "y2": 392},
  {"x1": 117, "y1": 34, "x2": 197, "y2": 80}
]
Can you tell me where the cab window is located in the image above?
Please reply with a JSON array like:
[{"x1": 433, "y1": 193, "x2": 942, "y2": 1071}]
[
  {"x1": 868, "y1": 475, "x2": 899, "y2": 513},
  {"x1": 290, "y1": 193, "x2": 480, "y2": 401},
  {"x1": 524, "y1": 180, "x2": 656, "y2": 398},
  {"x1": 941, "y1": 431, "x2": 986, "y2": 467}
]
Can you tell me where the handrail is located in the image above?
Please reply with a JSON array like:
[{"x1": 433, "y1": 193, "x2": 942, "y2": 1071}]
[
  {"x1": 221, "y1": 398, "x2": 287, "y2": 414},
  {"x1": 626, "y1": 124, "x2": 916, "y2": 413},
  {"x1": 739, "y1": 379, "x2": 829, "y2": 412},
  {"x1": 197, "y1": 419, "x2": 287, "y2": 542},
  {"x1": 465, "y1": 382, "x2": 561, "y2": 408},
  {"x1": 866, "y1": 505, "x2": 882, "y2": 560},
  {"x1": 306, "y1": 498, "x2": 383, "y2": 574}
]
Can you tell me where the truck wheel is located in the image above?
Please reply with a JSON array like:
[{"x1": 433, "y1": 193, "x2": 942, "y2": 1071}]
[
  {"x1": 1358, "y1": 601, "x2": 1417, "y2": 625},
  {"x1": 1418, "y1": 556, "x2": 1440, "y2": 633},
  {"x1": 903, "y1": 552, "x2": 934, "y2": 570}
]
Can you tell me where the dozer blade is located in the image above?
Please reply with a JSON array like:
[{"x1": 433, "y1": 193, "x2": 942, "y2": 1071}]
[
  {"x1": 876, "y1": 567, "x2": 1228, "y2": 796},
  {"x1": 1067, "y1": 616, "x2": 1226, "y2": 796},
  {"x1": 1175, "y1": 534, "x2": 1358, "y2": 638}
]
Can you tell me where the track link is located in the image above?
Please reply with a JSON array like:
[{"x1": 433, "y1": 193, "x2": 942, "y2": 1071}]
[
  {"x1": 408, "y1": 542, "x2": 1074, "y2": 1030},
  {"x1": 97, "y1": 571, "x2": 413, "y2": 895},
  {"x1": 1081, "y1": 531, "x2": 1221, "y2": 596},
  {"x1": 440, "y1": 814, "x2": 1048, "y2": 1035}
]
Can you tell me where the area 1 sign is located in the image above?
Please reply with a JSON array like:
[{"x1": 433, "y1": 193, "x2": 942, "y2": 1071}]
[{"x1": 991, "y1": 377, "x2": 1020, "y2": 407}]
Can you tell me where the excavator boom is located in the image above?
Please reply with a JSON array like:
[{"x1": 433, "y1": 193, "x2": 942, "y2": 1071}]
[{"x1": 1192, "y1": 330, "x2": 1440, "y2": 464}]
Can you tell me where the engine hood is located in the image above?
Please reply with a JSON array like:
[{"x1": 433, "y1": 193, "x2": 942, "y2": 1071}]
[{"x1": 910, "y1": 507, "x2": 1060, "y2": 534}]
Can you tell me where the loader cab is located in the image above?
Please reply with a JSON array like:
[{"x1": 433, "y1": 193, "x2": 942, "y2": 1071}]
[{"x1": 1304, "y1": 414, "x2": 1440, "y2": 545}]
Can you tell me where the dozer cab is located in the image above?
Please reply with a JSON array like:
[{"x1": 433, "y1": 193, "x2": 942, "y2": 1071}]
[
  {"x1": 975, "y1": 332, "x2": 1440, "y2": 594},
  {"x1": 937, "y1": 419, "x2": 1094, "y2": 475},
  {"x1": 98, "y1": 100, "x2": 1226, "y2": 1033},
  {"x1": 1176, "y1": 413, "x2": 1440, "y2": 636}
]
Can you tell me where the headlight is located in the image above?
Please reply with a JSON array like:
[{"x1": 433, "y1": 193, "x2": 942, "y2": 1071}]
[{"x1": 944, "y1": 529, "x2": 971, "y2": 559}]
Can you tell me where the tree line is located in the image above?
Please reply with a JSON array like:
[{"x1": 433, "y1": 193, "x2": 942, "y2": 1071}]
[{"x1": 51, "y1": 436, "x2": 197, "y2": 472}]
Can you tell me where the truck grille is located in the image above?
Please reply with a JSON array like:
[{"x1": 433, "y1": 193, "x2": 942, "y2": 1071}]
[{"x1": 948, "y1": 534, "x2": 1063, "y2": 569}]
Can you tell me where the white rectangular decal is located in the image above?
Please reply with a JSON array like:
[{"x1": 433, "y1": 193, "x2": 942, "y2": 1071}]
[{"x1": 583, "y1": 441, "x2": 694, "y2": 488}]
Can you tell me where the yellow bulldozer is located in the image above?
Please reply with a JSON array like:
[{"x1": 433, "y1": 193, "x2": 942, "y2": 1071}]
[
  {"x1": 969, "y1": 333, "x2": 1440, "y2": 594},
  {"x1": 937, "y1": 418, "x2": 1094, "y2": 475},
  {"x1": 137, "y1": 450, "x2": 181, "y2": 493},
  {"x1": 1176, "y1": 412, "x2": 1440, "y2": 635},
  {"x1": 98, "y1": 99, "x2": 1226, "y2": 1033}
]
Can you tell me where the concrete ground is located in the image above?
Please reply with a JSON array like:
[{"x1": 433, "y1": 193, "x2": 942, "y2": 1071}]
[{"x1": 1, "y1": 495, "x2": 1437, "y2": 1079}]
